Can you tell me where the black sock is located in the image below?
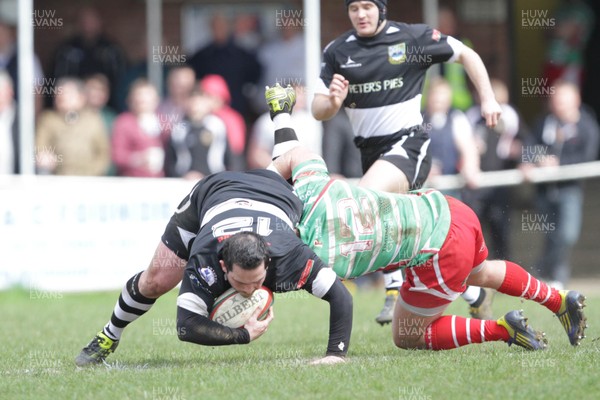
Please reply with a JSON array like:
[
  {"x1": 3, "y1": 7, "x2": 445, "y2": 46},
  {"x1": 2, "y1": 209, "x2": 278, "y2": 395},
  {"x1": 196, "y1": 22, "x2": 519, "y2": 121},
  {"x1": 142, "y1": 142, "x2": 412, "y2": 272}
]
[{"x1": 103, "y1": 271, "x2": 156, "y2": 341}]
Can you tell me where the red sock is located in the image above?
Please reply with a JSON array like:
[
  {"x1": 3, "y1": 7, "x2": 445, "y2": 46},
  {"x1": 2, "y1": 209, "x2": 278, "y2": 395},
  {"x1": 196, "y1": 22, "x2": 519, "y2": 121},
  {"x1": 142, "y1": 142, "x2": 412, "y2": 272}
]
[
  {"x1": 498, "y1": 261, "x2": 562, "y2": 313},
  {"x1": 425, "y1": 316, "x2": 510, "y2": 350}
]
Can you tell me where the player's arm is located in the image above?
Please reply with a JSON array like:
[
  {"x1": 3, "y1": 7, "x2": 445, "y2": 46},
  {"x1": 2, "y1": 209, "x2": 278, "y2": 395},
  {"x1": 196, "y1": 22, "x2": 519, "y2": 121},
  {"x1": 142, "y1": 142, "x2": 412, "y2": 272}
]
[
  {"x1": 311, "y1": 74, "x2": 349, "y2": 121},
  {"x1": 312, "y1": 271, "x2": 353, "y2": 363},
  {"x1": 418, "y1": 24, "x2": 501, "y2": 128},
  {"x1": 311, "y1": 43, "x2": 348, "y2": 121},
  {"x1": 454, "y1": 46, "x2": 501, "y2": 128},
  {"x1": 177, "y1": 306, "x2": 251, "y2": 346},
  {"x1": 277, "y1": 245, "x2": 353, "y2": 362},
  {"x1": 176, "y1": 262, "x2": 272, "y2": 346}
]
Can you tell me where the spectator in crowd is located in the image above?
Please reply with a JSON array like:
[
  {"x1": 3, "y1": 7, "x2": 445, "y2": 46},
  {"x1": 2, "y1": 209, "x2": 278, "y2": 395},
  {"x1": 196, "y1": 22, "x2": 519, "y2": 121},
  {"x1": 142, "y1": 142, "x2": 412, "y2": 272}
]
[
  {"x1": 543, "y1": 0, "x2": 595, "y2": 86},
  {"x1": 157, "y1": 66, "x2": 196, "y2": 125},
  {"x1": 321, "y1": 111, "x2": 363, "y2": 179},
  {"x1": 112, "y1": 32, "x2": 170, "y2": 113},
  {"x1": 187, "y1": 12, "x2": 261, "y2": 119},
  {"x1": 114, "y1": 33, "x2": 149, "y2": 113},
  {"x1": 111, "y1": 79, "x2": 167, "y2": 177},
  {"x1": 198, "y1": 74, "x2": 246, "y2": 171},
  {"x1": 84, "y1": 73, "x2": 118, "y2": 175},
  {"x1": 52, "y1": 7, "x2": 127, "y2": 109},
  {"x1": 35, "y1": 77, "x2": 110, "y2": 176},
  {"x1": 424, "y1": 77, "x2": 480, "y2": 199},
  {"x1": 84, "y1": 74, "x2": 117, "y2": 134},
  {"x1": 466, "y1": 78, "x2": 524, "y2": 260},
  {"x1": 0, "y1": 16, "x2": 45, "y2": 111},
  {"x1": 524, "y1": 80, "x2": 599, "y2": 289},
  {"x1": 233, "y1": 13, "x2": 263, "y2": 52},
  {"x1": 247, "y1": 85, "x2": 321, "y2": 169},
  {"x1": 0, "y1": 70, "x2": 18, "y2": 174},
  {"x1": 164, "y1": 89, "x2": 232, "y2": 180}
]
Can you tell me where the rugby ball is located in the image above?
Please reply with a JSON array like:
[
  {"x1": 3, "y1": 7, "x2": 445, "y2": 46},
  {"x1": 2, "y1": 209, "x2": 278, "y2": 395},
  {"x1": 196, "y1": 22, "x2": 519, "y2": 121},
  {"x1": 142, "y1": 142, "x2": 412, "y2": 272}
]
[{"x1": 209, "y1": 286, "x2": 274, "y2": 328}]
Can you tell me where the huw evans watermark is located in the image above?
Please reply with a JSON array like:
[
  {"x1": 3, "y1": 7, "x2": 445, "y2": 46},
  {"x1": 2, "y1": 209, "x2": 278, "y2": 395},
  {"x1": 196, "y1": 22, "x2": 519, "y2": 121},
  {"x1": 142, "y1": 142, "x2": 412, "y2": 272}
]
[
  {"x1": 521, "y1": 10, "x2": 555, "y2": 29},
  {"x1": 32, "y1": 9, "x2": 63, "y2": 29}
]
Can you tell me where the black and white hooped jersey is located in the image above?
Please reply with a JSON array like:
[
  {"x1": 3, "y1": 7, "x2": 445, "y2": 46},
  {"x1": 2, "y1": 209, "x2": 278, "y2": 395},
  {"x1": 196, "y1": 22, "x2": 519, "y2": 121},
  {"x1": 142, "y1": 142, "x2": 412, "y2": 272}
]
[
  {"x1": 316, "y1": 21, "x2": 464, "y2": 139},
  {"x1": 175, "y1": 169, "x2": 339, "y2": 317}
]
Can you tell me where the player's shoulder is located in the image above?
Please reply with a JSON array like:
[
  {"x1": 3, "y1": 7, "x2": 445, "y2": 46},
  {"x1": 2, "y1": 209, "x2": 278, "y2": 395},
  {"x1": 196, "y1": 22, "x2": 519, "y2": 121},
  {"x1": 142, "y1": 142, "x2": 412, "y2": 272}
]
[
  {"x1": 323, "y1": 29, "x2": 359, "y2": 53},
  {"x1": 183, "y1": 252, "x2": 228, "y2": 299},
  {"x1": 387, "y1": 21, "x2": 431, "y2": 38}
]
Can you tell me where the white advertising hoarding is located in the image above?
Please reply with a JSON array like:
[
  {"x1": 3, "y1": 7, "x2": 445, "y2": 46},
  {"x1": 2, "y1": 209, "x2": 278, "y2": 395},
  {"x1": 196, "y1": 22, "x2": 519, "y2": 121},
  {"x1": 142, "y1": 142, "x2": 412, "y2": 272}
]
[{"x1": 0, "y1": 175, "x2": 193, "y2": 292}]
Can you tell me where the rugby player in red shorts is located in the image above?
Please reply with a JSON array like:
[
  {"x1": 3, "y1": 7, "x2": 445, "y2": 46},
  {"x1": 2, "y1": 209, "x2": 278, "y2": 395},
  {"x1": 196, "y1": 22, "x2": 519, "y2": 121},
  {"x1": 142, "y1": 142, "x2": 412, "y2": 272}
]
[{"x1": 266, "y1": 84, "x2": 587, "y2": 356}]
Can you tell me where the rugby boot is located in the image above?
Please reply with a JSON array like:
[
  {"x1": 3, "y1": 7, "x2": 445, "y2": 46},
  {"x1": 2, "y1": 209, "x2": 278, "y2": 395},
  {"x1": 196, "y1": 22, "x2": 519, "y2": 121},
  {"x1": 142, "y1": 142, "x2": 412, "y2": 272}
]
[
  {"x1": 555, "y1": 290, "x2": 587, "y2": 346},
  {"x1": 265, "y1": 83, "x2": 296, "y2": 119},
  {"x1": 497, "y1": 310, "x2": 547, "y2": 350},
  {"x1": 75, "y1": 331, "x2": 119, "y2": 367}
]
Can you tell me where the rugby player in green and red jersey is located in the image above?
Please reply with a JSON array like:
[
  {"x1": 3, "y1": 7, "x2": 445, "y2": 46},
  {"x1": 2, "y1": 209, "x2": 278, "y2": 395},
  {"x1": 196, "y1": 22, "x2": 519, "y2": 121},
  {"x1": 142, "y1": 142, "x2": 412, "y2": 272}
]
[{"x1": 265, "y1": 84, "x2": 587, "y2": 360}]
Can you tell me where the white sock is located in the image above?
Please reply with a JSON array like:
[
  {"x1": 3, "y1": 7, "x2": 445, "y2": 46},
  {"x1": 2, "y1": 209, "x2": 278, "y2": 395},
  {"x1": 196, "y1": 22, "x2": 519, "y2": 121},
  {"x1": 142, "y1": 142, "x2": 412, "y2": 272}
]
[
  {"x1": 383, "y1": 270, "x2": 403, "y2": 290},
  {"x1": 461, "y1": 286, "x2": 481, "y2": 305},
  {"x1": 273, "y1": 113, "x2": 292, "y2": 129}
]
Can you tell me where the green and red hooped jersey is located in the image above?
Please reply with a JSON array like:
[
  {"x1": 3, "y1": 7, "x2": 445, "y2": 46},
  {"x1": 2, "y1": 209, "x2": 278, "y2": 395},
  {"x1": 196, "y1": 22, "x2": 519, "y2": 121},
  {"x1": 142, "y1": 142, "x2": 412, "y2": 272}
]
[{"x1": 293, "y1": 159, "x2": 451, "y2": 279}]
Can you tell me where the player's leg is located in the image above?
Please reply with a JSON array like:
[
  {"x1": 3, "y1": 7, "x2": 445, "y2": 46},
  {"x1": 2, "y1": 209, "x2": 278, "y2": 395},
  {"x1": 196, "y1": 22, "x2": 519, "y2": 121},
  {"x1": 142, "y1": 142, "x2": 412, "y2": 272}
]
[
  {"x1": 75, "y1": 242, "x2": 187, "y2": 367},
  {"x1": 462, "y1": 285, "x2": 494, "y2": 320},
  {"x1": 106, "y1": 241, "x2": 187, "y2": 339},
  {"x1": 467, "y1": 259, "x2": 587, "y2": 346},
  {"x1": 375, "y1": 269, "x2": 404, "y2": 325},
  {"x1": 399, "y1": 197, "x2": 546, "y2": 351},
  {"x1": 359, "y1": 159, "x2": 410, "y2": 193},
  {"x1": 75, "y1": 188, "x2": 199, "y2": 366},
  {"x1": 394, "y1": 254, "x2": 546, "y2": 351},
  {"x1": 392, "y1": 297, "x2": 515, "y2": 350}
]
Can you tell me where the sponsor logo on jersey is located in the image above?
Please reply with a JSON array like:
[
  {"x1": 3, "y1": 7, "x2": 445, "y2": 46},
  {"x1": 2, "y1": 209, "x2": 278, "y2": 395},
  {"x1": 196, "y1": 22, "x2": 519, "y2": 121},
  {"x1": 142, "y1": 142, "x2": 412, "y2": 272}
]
[
  {"x1": 348, "y1": 77, "x2": 404, "y2": 94},
  {"x1": 431, "y1": 29, "x2": 441, "y2": 42},
  {"x1": 189, "y1": 273, "x2": 201, "y2": 287},
  {"x1": 340, "y1": 240, "x2": 373, "y2": 256},
  {"x1": 388, "y1": 42, "x2": 406, "y2": 64},
  {"x1": 199, "y1": 267, "x2": 217, "y2": 286},
  {"x1": 340, "y1": 56, "x2": 362, "y2": 69}
]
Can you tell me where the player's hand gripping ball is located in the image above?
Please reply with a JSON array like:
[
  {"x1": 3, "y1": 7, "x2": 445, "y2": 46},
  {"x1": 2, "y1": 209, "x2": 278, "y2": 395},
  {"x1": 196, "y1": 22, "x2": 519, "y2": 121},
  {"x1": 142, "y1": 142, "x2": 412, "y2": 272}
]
[{"x1": 209, "y1": 286, "x2": 274, "y2": 328}]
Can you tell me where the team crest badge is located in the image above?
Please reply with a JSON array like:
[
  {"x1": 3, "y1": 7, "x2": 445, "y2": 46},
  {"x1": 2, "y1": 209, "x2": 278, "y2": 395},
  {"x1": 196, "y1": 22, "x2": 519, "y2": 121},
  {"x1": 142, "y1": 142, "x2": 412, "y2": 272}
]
[
  {"x1": 388, "y1": 43, "x2": 406, "y2": 65},
  {"x1": 199, "y1": 267, "x2": 217, "y2": 286}
]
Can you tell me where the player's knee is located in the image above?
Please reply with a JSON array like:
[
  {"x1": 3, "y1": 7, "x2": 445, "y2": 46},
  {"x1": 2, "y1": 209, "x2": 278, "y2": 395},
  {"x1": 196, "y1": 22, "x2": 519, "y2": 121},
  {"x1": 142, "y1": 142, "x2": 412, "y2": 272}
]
[
  {"x1": 139, "y1": 262, "x2": 184, "y2": 297},
  {"x1": 393, "y1": 333, "x2": 423, "y2": 349},
  {"x1": 394, "y1": 327, "x2": 425, "y2": 350}
]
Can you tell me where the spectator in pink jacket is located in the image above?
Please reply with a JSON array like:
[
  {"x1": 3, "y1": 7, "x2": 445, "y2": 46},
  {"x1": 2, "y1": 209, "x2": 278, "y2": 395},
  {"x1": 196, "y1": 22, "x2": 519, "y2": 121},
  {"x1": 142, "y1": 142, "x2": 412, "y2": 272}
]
[
  {"x1": 112, "y1": 79, "x2": 167, "y2": 177},
  {"x1": 198, "y1": 74, "x2": 246, "y2": 171}
]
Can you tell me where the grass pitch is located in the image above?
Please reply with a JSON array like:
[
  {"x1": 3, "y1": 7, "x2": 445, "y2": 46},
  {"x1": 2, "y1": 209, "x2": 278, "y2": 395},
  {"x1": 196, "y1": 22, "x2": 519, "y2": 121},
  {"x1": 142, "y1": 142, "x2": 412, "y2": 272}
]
[{"x1": 1, "y1": 284, "x2": 599, "y2": 400}]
